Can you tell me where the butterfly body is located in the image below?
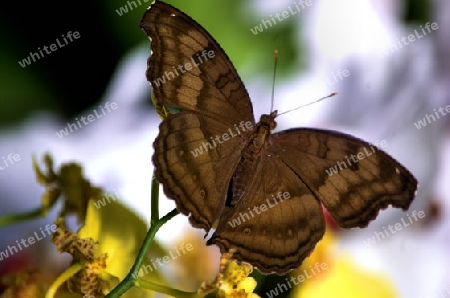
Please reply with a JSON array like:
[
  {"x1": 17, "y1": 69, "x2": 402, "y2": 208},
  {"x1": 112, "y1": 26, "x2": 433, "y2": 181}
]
[
  {"x1": 228, "y1": 112, "x2": 277, "y2": 205},
  {"x1": 140, "y1": 1, "x2": 418, "y2": 274}
]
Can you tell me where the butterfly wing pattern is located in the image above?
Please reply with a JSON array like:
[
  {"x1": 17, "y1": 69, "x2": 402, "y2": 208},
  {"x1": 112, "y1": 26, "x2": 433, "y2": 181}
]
[
  {"x1": 140, "y1": 1, "x2": 255, "y2": 231},
  {"x1": 269, "y1": 129, "x2": 417, "y2": 229},
  {"x1": 140, "y1": 1, "x2": 418, "y2": 275},
  {"x1": 210, "y1": 148, "x2": 327, "y2": 274}
]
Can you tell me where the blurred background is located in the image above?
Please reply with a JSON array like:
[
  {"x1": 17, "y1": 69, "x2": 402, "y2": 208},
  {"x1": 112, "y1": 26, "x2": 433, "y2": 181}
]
[{"x1": 0, "y1": 0, "x2": 449, "y2": 297}]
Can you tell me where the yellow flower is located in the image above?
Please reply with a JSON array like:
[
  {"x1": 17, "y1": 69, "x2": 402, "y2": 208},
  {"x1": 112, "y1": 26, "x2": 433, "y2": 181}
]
[
  {"x1": 47, "y1": 198, "x2": 161, "y2": 298},
  {"x1": 31, "y1": 154, "x2": 171, "y2": 297},
  {"x1": 151, "y1": 91, "x2": 172, "y2": 120},
  {"x1": 289, "y1": 226, "x2": 397, "y2": 298},
  {"x1": 199, "y1": 250, "x2": 260, "y2": 298},
  {"x1": 296, "y1": 256, "x2": 398, "y2": 298},
  {"x1": 299, "y1": 226, "x2": 337, "y2": 271},
  {"x1": 50, "y1": 217, "x2": 106, "y2": 297},
  {"x1": 32, "y1": 153, "x2": 102, "y2": 222}
]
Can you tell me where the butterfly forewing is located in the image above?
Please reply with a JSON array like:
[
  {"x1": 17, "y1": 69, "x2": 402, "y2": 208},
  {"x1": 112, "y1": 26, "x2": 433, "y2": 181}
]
[
  {"x1": 139, "y1": 1, "x2": 255, "y2": 125},
  {"x1": 141, "y1": 1, "x2": 256, "y2": 231},
  {"x1": 153, "y1": 111, "x2": 250, "y2": 230}
]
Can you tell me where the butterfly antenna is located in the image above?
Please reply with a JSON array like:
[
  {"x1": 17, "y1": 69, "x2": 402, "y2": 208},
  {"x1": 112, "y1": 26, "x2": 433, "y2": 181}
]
[
  {"x1": 277, "y1": 92, "x2": 338, "y2": 116},
  {"x1": 270, "y1": 49, "x2": 278, "y2": 113}
]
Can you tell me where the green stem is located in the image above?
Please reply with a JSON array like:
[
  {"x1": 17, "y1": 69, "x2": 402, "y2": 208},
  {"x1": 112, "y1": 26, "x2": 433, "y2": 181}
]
[
  {"x1": 0, "y1": 206, "x2": 45, "y2": 228},
  {"x1": 150, "y1": 169, "x2": 160, "y2": 225},
  {"x1": 105, "y1": 208, "x2": 179, "y2": 298},
  {"x1": 137, "y1": 279, "x2": 201, "y2": 298}
]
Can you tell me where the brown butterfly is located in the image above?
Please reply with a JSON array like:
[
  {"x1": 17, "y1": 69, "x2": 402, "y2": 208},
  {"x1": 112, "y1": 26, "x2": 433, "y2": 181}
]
[{"x1": 140, "y1": 1, "x2": 418, "y2": 274}]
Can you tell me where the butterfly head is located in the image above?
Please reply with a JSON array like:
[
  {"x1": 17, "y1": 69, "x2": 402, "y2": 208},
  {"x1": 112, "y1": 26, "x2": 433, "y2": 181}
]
[{"x1": 259, "y1": 110, "x2": 278, "y2": 131}]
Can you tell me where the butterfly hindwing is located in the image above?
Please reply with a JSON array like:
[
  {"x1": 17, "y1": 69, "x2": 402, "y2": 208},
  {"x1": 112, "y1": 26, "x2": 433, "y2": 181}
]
[
  {"x1": 209, "y1": 153, "x2": 325, "y2": 274},
  {"x1": 209, "y1": 127, "x2": 416, "y2": 273},
  {"x1": 270, "y1": 128, "x2": 417, "y2": 228}
]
